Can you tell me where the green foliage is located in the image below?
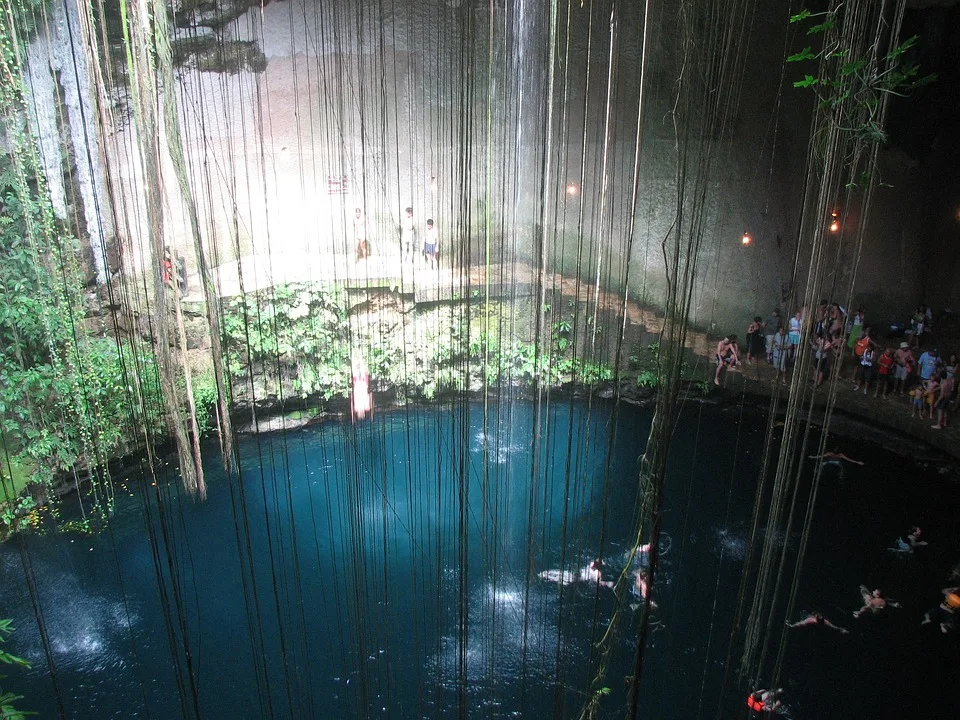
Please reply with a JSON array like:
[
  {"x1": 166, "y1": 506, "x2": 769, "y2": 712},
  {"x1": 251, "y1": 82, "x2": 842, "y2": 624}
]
[
  {"x1": 222, "y1": 283, "x2": 351, "y2": 400},
  {"x1": 188, "y1": 371, "x2": 218, "y2": 437},
  {"x1": 0, "y1": 618, "x2": 31, "y2": 719},
  {"x1": 787, "y1": 7, "x2": 935, "y2": 153},
  {"x1": 0, "y1": 142, "x2": 167, "y2": 519},
  {"x1": 637, "y1": 370, "x2": 659, "y2": 389}
]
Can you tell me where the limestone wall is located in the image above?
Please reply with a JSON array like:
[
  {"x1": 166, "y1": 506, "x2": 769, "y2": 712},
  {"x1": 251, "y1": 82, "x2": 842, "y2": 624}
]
[{"x1": 93, "y1": 0, "x2": 935, "y2": 334}]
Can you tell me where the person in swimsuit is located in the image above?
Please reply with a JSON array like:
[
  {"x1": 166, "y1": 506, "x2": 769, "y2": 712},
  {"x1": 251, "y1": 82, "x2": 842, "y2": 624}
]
[
  {"x1": 932, "y1": 371, "x2": 955, "y2": 429},
  {"x1": 853, "y1": 586, "x2": 900, "y2": 618},
  {"x1": 540, "y1": 559, "x2": 614, "y2": 589},
  {"x1": 788, "y1": 312, "x2": 802, "y2": 361},
  {"x1": 747, "y1": 688, "x2": 786, "y2": 714},
  {"x1": 714, "y1": 335, "x2": 740, "y2": 385},
  {"x1": 891, "y1": 526, "x2": 928, "y2": 553},
  {"x1": 423, "y1": 218, "x2": 439, "y2": 269},
  {"x1": 786, "y1": 612, "x2": 849, "y2": 634},
  {"x1": 922, "y1": 587, "x2": 959, "y2": 634},
  {"x1": 354, "y1": 207, "x2": 371, "y2": 260},
  {"x1": 350, "y1": 350, "x2": 373, "y2": 421}
]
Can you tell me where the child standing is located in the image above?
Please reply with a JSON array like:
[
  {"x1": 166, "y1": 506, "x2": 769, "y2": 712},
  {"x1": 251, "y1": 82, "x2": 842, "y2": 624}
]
[
  {"x1": 910, "y1": 385, "x2": 926, "y2": 419},
  {"x1": 423, "y1": 218, "x2": 439, "y2": 269},
  {"x1": 858, "y1": 344, "x2": 877, "y2": 394},
  {"x1": 788, "y1": 312, "x2": 802, "y2": 362}
]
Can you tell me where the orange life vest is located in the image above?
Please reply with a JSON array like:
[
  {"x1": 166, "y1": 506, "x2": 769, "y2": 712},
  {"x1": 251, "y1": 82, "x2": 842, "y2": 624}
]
[{"x1": 854, "y1": 337, "x2": 870, "y2": 357}]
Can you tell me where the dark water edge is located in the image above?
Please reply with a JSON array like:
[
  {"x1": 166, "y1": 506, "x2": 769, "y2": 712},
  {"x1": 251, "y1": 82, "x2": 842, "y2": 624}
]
[{"x1": 0, "y1": 399, "x2": 958, "y2": 719}]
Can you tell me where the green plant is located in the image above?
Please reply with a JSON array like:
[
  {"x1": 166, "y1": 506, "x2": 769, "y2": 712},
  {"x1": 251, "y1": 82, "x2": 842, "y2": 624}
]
[
  {"x1": 189, "y1": 371, "x2": 218, "y2": 437},
  {"x1": 222, "y1": 283, "x2": 351, "y2": 400},
  {"x1": 637, "y1": 370, "x2": 659, "y2": 389},
  {"x1": 787, "y1": 8, "x2": 935, "y2": 149},
  {"x1": 0, "y1": 618, "x2": 31, "y2": 719}
]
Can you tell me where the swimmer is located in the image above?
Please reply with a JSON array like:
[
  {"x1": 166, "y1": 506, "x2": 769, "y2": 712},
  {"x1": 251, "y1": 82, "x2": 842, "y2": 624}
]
[
  {"x1": 747, "y1": 688, "x2": 786, "y2": 714},
  {"x1": 631, "y1": 569, "x2": 657, "y2": 610},
  {"x1": 853, "y1": 585, "x2": 900, "y2": 618},
  {"x1": 539, "y1": 560, "x2": 614, "y2": 589},
  {"x1": 890, "y1": 526, "x2": 928, "y2": 554},
  {"x1": 582, "y1": 560, "x2": 615, "y2": 589},
  {"x1": 921, "y1": 587, "x2": 959, "y2": 634},
  {"x1": 808, "y1": 451, "x2": 864, "y2": 466},
  {"x1": 786, "y1": 612, "x2": 849, "y2": 634}
]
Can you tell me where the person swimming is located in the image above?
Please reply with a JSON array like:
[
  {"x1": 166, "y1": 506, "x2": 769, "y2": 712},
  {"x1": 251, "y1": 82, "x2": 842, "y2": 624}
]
[
  {"x1": 853, "y1": 585, "x2": 900, "y2": 618},
  {"x1": 786, "y1": 612, "x2": 849, "y2": 634},
  {"x1": 890, "y1": 526, "x2": 928, "y2": 554},
  {"x1": 746, "y1": 688, "x2": 789, "y2": 715},
  {"x1": 539, "y1": 559, "x2": 614, "y2": 589},
  {"x1": 921, "y1": 587, "x2": 959, "y2": 634}
]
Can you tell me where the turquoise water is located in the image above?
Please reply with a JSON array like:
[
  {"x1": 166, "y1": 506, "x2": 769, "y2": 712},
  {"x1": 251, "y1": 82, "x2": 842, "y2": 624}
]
[{"x1": 1, "y1": 401, "x2": 958, "y2": 718}]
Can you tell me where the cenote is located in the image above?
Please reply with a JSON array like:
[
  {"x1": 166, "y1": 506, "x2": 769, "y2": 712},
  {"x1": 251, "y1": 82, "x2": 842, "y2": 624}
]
[{"x1": 2, "y1": 400, "x2": 958, "y2": 719}]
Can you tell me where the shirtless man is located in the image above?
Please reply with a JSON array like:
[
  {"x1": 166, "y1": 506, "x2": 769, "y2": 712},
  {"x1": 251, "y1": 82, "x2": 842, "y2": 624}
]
[
  {"x1": 894, "y1": 342, "x2": 915, "y2": 395},
  {"x1": 853, "y1": 585, "x2": 900, "y2": 618},
  {"x1": 932, "y1": 371, "x2": 955, "y2": 429},
  {"x1": 714, "y1": 335, "x2": 740, "y2": 386}
]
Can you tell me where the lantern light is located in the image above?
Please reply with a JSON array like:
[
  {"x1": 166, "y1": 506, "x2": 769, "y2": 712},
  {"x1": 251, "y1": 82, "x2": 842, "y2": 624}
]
[
  {"x1": 741, "y1": 232, "x2": 752, "y2": 246},
  {"x1": 566, "y1": 183, "x2": 579, "y2": 196}
]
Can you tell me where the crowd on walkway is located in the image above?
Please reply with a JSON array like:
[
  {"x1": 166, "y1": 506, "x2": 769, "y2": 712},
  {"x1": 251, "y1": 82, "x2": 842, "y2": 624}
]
[{"x1": 715, "y1": 303, "x2": 959, "y2": 430}]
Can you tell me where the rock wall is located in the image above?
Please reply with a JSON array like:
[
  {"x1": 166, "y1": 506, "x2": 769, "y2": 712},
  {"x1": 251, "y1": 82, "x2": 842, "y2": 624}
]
[
  {"x1": 96, "y1": 0, "x2": 937, "y2": 334},
  {"x1": 23, "y1": 0, "x2": 116, "y2": 285}
]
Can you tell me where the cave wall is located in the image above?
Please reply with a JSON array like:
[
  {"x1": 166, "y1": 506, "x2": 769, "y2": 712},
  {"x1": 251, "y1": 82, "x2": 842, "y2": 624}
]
[{"x1": 93, "y1": 0, "x2": 939, "y2": 336}]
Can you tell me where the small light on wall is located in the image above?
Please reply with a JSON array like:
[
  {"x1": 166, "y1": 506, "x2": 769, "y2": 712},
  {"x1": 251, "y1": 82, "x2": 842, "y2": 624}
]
[
  {"x1": 566, "y1": 183, "x2": 579, "y2": 196},
  {"x1": 829, "y1": 210, "x2": 840, "y2": 233},
  {"x1": 741, "y1": 232, "x2": 752, "y2": 246}
]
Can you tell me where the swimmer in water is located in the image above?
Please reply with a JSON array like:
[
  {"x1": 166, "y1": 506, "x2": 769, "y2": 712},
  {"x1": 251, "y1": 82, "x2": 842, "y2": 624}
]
[
  {"x1": 786, "y1": 612, "x2": 849, "y2": 634},
  {"x1": 809, "y1": 451, "x2": 864, "y2": 465},
  {"x1": 630, "y1": 569, "x2": 658, "y2": 610},
  {"x1": 921, "y1": 587, "x2": 959, "y2": 634},
  {"x1": 582, "y1": 560, "x2": 615, "y2": 589},
  {"x1": 539, "y1": 560, "x2": 614, "y2": 589},
  {"x1": 891, "y1": 526, "x2": 928, "y2": 554},
  {"x1": 747, "y1": 688, "x2": 786, "y2": 714},
  {"x1": 853, "y1": 585, "x2": 900, "y2": 618}
]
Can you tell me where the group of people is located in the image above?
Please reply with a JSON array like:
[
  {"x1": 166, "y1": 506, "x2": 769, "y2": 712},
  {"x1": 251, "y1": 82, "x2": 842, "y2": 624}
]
[
  {"x1": 353, "y1": 206, "x2": 440, "y2": 268},
  {"x1": 718, "y1": 304, "x2": 959, "y2": 430},
  {"x1": 749, "y1": 524, "x2": 959, "y2": 715}
]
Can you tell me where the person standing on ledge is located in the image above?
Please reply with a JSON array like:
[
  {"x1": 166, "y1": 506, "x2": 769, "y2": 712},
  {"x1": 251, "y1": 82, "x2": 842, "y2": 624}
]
[
  {"x1": 354, "y1": 207, "x2": 371, "y2": 261},
  {"x1": 401, "y1": 206, "x2": 415, "y2": 263},
  {"x1": 932, "y1": 369, "x2": 954, "y2": 430},
  {"x1": 714, "y1": 335, "x2": 740, "y2": 386},
  {"x1": 423, "y1": 218, "x2": 439, "y2": 270},
  {"x1": 765, "y1": 308, "x2": 781, "y2": 364}
]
